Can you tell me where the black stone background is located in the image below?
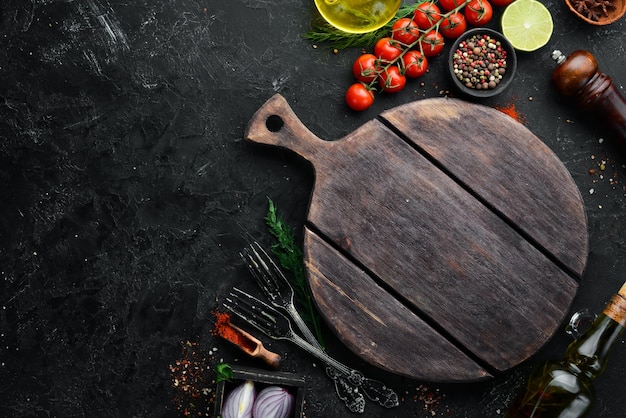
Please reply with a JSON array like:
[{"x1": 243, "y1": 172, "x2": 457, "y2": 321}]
[{"x1": 1, "y1": 0, "x2": 624, "y2": 417}]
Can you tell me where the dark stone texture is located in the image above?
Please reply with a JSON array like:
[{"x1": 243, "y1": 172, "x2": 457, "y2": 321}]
[{"x1": 0, "y1": 0, "x2": 624, "y2": 417}]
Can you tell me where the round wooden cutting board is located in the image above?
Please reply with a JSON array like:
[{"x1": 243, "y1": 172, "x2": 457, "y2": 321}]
[{"x1": 245, "y1": 94, "x2": 588, "y2": 382}]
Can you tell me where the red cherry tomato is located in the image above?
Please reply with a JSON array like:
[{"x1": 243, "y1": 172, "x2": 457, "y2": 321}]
[
  {"x1": 345, "y1": 83, "x2": 375, "y2": 111},
  {"x1": 489, "y1": 0, "x2": 515, "y2": 6},
  {"x1": 438, "y1": 0, "x2": 465, "y2": 11},
  {"x1": 401, "y1": 50, "x2": 428, "y2": 78},
  {"x1": 464, "y1": 0, "x2": 493, "y2": 26},
  {"x1": 352, "y1": 53, "x2": 379, "y2": 83},
  {"x1": 419, "y1": 30, "x2": 445, "y2": 57},
  {"x1": 413, "y1": 2, "x2": 442, "y2": 30},
  {"x1": 391, "y1": 18, "x2": 420, "y2": 45},
  {"x1": 440, "y1": 12, "x2": 467, "y2": 39},
  {"x1": 373, "y1": 37, "x2": 403, "y2": 62},
  {"x1": 378, "y1": 66, "x2": 406, "y2": 93}
]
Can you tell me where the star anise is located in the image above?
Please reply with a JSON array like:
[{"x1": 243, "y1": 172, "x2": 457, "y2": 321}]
[
  {"x1": 572, "y1": 0, "x2": 616, "y2": 20},
  {"x1": 598, "y1": 0, "x2": 616, "y2": 15}
]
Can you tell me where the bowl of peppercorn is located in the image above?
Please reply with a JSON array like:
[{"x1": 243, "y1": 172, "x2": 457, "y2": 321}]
[
  {"x1": 564, "y1": 0, "x2": 626, "y2": 25},
  {"x1": 448, "y1": 28, "x2": 517, "y2": 99}
]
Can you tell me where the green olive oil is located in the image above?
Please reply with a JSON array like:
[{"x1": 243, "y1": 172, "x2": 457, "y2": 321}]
[
  {"x1": 314, "y1": 0, "x2": 402, "y2": 33},
  {"x1": 505, "y1": 282, "x2": 626, "y2": 418}
]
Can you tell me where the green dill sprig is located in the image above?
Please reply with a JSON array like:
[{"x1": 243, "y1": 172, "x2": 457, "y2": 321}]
[
  {"x1": 303, "y1": 4, "x2": 416, "y2": 50},
  {"x1": 265, "y1": 198, "x2": 325, "y2": 349}
]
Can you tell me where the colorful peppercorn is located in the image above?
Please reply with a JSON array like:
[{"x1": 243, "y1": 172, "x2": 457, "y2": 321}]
[{"x1": 452, "y1": 34, "x2": 508, "y2": 91}]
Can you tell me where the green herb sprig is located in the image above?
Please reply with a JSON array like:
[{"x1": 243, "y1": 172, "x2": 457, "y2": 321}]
[
  {"x1": 265, "y1": 198, "x2": 325, "y2": 349},
  {"x1": 303, "y1": 5, "x2": 416, "y2": 50},
  {"x1": 215, "y1": 362, "x2": 233, "y2": 383}
]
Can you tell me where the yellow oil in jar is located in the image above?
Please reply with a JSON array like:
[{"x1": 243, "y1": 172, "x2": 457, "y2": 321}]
[{"x1": 314, "y1": 0, "x2": 402, "y2": 33}]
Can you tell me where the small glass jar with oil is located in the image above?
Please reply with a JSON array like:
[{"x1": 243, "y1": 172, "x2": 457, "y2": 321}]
[{"x1": 314, "y1": 0, "x2": 402, "y2": 33}]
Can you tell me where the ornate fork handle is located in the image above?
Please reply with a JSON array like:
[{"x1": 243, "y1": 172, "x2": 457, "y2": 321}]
[
  {"x1": 325, "y1": 366, "x2": 366, "y2": 413},
  {"x1": 284, "y1": 304, "x2": 370, "y2": 411},
  {"x1": 287, "y1": 329, "x2": 398, "y2": 408},
  {"x1": 325, "y1": 366, "x2": 398, "y2": 409},
  {"x1": 288, "y1": 330, "x2": 364, "y2": 383},
  {"x1": 287, "y1": 306, "x2": 375, "y2": 412},
  {"x1": 360, "y1": 378, "x2": 399, "y2": 408}
]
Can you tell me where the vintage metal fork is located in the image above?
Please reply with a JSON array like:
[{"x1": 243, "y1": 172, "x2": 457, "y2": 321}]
[
  {"x1": 240, "y1": 242, "x2": 319, "y2": 347},
  {"x1": 240, "y1": 242, "x2": 366, "y2": 413},
  {"x1": 223, "y1": 287, "x2": 399, "y2": 409}
]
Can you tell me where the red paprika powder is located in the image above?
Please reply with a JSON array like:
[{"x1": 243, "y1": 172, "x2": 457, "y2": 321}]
[{"x1": 213, "y1": 311, "x2": 258, "y2": 352}]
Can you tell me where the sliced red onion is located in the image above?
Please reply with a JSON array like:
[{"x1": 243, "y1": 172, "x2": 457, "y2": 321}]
[
  {"x1": 252, "y1": 386, "x2": 294, "y2": 418},
  {"x1": 222, "y1": 380, "x2": 256, "y2": 418}
]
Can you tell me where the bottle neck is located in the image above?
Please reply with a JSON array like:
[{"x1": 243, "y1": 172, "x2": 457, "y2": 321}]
[{"x1": 565, "y1": 292, "x2": 626, "y2": 379}]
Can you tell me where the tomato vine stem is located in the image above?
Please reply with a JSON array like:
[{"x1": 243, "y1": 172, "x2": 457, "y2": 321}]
[{"x1": 365, "y1": 0, "x2": 473, "y2": 92}]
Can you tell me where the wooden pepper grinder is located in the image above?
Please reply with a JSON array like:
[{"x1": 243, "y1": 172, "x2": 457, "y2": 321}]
[{"x1": 551, "y1": 49, "x2": 626, "y2": 149}]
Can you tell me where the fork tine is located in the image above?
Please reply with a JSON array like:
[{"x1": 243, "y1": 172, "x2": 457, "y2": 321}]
[
  {"x1": 243, "y1": 242, "x2": 320, "y2": 347},
  {"x1": 224, "y1": 288, "x2": 283, "y2": 333},
  {"x1": 231, "y1": 288, "x2": 276, "y2": 319},
  {"x1": 223, "y1": 298, "x2": 268, "y2": 335},
  {"x1": 250, "y1": 242, "x2": 290, "y2": 291},
  {"x1": 236, "y1": 286, "x2": 275, "y2": 308},
  {"x1": 242, "y1": 245, "x2": 277, "y2": 291},
  {"x1": 240, "y1": 249, "x2": 270, "y2": 294},
  {"x1": 239, "y1": 247, "x2": 256, "y2": 274}
]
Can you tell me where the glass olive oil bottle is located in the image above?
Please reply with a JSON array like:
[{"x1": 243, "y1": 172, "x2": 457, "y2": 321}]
[
  {"x1": 314, "y1": 0, "x2": 402, "y2": 33},
  {"x1": 505, "y1": 281, "x2": 626, "y2": 418}
]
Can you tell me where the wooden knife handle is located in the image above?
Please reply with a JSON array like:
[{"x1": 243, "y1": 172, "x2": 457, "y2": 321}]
[{"x1": 244, "y1": 94, "x2": 331, "y2": 166}]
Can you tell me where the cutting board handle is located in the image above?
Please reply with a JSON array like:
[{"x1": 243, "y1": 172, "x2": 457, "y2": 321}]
[{"x1": 245, "y1": 94, "x2": 330, "y2": 164}]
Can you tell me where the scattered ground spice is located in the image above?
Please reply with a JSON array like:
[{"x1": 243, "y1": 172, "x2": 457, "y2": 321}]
[
  {"x1": 416, "y1": 385, "x2": 443, "y2": 414},
  {"x1": 401, "y1": 384, "x2": 450, "y2": 416},
  {"x1": 588, "y1": 155, "x2": 622, "y2": 188},
  {"x1": 169, "y1": 340, "x2": 216, "y2": 417},
  {"x1": 212, "y1": 311, "x2": 257, "y2": 352},
  {"x1": 495, "y1": 103, "x2": 525, "y2": 124}
]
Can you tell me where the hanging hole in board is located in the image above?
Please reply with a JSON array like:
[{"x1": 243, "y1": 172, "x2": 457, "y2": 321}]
[{"x1": 266, "y1": 115, "x2": 284, "y2": 132}]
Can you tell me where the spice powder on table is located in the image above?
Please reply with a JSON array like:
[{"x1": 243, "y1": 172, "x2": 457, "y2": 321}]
[{"x1": 496, "y1": 103, "x2": 525, "y2": 124}]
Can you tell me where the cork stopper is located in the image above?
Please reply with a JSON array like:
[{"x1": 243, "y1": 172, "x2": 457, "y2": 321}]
[
  {"x1": 618, "y1": 281, "x2": 626, "y2": 298},
  {"x1": 604, "y1": 281, "x2": 626, "y2": 327}
]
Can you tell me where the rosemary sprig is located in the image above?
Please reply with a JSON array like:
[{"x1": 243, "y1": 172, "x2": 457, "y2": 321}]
[
  {"x1": 303, "y1": 4, "x2": 416, "y2": 50},
  {"x1": 265, "y1": 198, "x2": 325, "y2": 348}
]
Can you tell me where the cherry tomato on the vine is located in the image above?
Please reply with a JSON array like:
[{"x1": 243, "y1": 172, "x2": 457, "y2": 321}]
[
  {"x1": 352, "y1": 53, "x2": 379, "y2": 83},
  {"x1": 345, "y1": 83, "x2": 375, "y2": 111},
  {"x1": 413, "y1": 2, "x2": 442, "y2": 30},
  {"x1": 419, "y1": 30, "x2": 445, "y2": 57},
  {"x1": 464, "y1": 0, "x2": 493, "y2": 26},
  {"x1": 401, "y1": 50, "x2": 428, "y2": 78},
  {"x1": 378, "y1": 66, "x2": 406, "y2": 93},
  {"x1": 440, "y1": 12, "x2": 467, "y2": 39},
  {"x1": 373, "y1": 37, "x2": 403, "y2": 62},
  {"x1": 391, "y1": 18, "x2": 420, "y2": 45},
  {"x1": 438, "y1": 0, "x2": 465, "y2": 11},
  {"x1": 489, "y1": 0, "x2": 515, "y2": 6}
]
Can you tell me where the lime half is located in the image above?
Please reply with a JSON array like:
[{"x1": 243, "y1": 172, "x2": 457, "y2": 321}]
[{"x1": 501, "y1": 0, "x2": 554, "y2": 52}]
